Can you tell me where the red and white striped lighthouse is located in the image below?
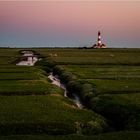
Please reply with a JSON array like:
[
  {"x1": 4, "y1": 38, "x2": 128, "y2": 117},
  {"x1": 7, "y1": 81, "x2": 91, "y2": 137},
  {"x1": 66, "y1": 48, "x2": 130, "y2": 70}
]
[
  {"x1": 92, "y1": 31, "x2": 106, "y2": 48},
  {"x1": 97, "y1": 31, "x2": 102, "y2": 48}
]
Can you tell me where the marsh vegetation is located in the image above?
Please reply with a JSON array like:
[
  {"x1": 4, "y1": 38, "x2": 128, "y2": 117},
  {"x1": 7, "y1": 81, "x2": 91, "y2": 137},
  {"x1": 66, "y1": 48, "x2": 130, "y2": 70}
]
[{"x1": 0, "y1": 48, "x2": 140, "y2": 139}]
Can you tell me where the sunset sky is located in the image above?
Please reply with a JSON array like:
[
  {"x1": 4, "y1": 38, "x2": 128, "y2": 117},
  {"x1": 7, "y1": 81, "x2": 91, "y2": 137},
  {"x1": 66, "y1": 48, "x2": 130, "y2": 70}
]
[{"x1": 0, "y1": 1, "x2": 140, "y2": 48}]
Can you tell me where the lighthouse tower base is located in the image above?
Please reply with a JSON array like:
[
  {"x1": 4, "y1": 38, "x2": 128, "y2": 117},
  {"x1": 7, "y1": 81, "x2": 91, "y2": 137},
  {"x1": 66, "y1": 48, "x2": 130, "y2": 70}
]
[
  {"x1": 91, "y1": 31, "x2": 107, "y2": 49},
  {"x1": 92, "y1": 44, "x2": 107, "y2": 49}
]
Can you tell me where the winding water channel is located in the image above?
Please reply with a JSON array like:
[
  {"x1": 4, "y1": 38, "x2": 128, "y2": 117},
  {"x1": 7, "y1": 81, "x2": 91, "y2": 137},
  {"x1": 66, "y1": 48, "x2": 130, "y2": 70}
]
[
  {"x1": 16, "y1": 50, "x2": 38, "y2": 66},
  {"x1": 17, "y1": 50, "x2": 83, "y2": 109},
  {"x1": 48, "y1": 72, "x2": 83, "y2": 109}
]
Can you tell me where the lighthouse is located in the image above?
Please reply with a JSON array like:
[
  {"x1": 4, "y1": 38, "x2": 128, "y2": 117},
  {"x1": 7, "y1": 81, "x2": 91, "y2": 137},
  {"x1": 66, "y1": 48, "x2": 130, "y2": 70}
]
[
  {"x1": 92, "y1": 31, "x2": 106, "y2": 48},
  {"x1": 97, "y1": 31, "x2": 102, "y2": 47}
]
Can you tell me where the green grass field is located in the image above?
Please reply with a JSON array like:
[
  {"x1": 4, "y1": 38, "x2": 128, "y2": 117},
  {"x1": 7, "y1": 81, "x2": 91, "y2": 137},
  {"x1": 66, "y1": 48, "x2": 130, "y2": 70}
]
[
  {"x1": 0, "y1": 48, "x2": 140, "y2": 139},
  {"x1": 36, "y1": 48, "x2": 140, "y2": 65},
  {"x1": 0, "y1": 65, "x2": 61, "y2": 95},
  {"x1": 0, "y1": 131, "x2": 140, "y2": 140},
  {"x1": 36, "y1": 48, "x2": 140, "y2": 132},
  {"x1": 0, "y1": 48, "x2": 108, "y2": 138},
  {"x1": 0, "y1": 95, "x2": 106, "y2": 135}
]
